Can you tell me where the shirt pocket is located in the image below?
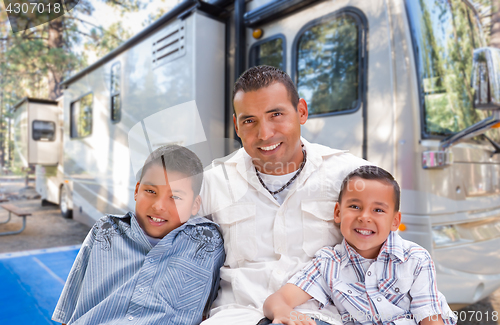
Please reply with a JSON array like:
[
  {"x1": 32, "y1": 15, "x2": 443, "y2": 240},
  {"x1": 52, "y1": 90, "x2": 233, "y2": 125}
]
[
  {"x1": 301, "y1": 199, "x2": 339, "y2": 257},
  {"x1": 215, "y1": 202, "x2": 257, "y2": 266},
  {"x1": 159, "y1": 257, "x2": 211, "y2": 311},
  {"x1": 378, "y1": 277, "x2": 413, "y2": 306},
  {"x1": 334, "y1": 282, "x2": 364, "y2": 300}
]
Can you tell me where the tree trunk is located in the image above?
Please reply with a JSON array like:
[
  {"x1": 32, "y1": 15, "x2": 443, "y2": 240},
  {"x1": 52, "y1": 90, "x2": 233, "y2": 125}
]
[
  {"x1": 491, "y1": 0, "x2": 500, "y2": 48},
  {"x1": 0, "y1": 80, "x2": 4, "y2": 168},
  {"x1": 48, "y1": 16, "x2": 64, "y2": 100}
]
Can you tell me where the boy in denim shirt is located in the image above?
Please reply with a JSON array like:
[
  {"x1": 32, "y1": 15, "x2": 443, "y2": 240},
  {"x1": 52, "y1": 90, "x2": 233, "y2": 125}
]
[
  {"x1": 263, "y1": 166, "x2": 456, "y2": 325},
  {"x1": 53, "y1": 145, "x2": 225, "y2": 325}
]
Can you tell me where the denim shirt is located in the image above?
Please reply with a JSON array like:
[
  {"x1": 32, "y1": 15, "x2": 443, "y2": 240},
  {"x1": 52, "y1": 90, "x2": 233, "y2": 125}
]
[{"x1": 53, "y1": 212, "x2": 225, "y2": 325}]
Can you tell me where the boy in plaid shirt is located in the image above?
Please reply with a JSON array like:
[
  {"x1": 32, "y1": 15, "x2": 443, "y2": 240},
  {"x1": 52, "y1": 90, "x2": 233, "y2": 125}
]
[{"x1": 263, "y1": 166, "x2": 456, "y2": 325}]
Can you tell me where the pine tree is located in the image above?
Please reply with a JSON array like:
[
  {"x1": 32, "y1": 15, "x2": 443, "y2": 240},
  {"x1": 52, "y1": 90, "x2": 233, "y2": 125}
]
[{"x1": 0, "y1": 0, "x2": 142, "y2": 167}]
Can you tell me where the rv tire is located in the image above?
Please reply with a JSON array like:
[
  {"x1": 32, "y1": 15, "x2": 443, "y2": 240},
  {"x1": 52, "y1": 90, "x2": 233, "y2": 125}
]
[{"x1": 60, "y1": 186, "x2": 73, "y2": 219}]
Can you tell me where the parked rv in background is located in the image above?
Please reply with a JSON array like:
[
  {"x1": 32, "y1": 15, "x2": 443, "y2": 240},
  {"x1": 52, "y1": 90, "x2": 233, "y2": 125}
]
[
  {"x1": 12, "y1": 98, "x2": 62, "y2": 188},
  {"x1": 12, "y1": 0, "x2": 500, "y2": 306},
  {"x1": 12, "y1": 98, "x2": 60, "y2": 168}
]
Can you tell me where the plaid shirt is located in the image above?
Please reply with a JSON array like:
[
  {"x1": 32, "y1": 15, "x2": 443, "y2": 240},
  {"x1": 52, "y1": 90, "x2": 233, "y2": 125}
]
[
  {"x1": 289, "y1": 231, "x2": 457, "y2": 325},
  {"x1": 52, "y1": 212, "x2": 225, "y2": 325}
]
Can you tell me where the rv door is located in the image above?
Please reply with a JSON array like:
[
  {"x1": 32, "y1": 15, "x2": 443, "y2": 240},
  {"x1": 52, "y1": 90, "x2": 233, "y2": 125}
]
[{"x1": 245, "y1": 0, "x2": 390, "y2": 160}]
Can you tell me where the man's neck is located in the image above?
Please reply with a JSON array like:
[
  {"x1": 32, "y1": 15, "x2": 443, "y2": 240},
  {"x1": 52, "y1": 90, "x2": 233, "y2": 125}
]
[{"x1": 254, "y1": 142, "x2": 305, "y2": 176}]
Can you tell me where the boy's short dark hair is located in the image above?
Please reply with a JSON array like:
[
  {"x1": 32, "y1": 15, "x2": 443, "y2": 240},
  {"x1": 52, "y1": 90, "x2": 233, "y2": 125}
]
[
  {"x1": 232, "y1": 65, "x2": 299, "y2": 113},
  {"x1": 139, "y1": 145, "x2": 204, "y2": 196},
  {"x1": 338, "y1": 166, "x2": 401, "y2": 212}
]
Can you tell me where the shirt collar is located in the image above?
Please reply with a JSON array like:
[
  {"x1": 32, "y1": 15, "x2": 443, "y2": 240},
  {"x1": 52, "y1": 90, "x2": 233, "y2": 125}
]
[
  {"x1": 378, "y1": 231, "x2": 406, "y2": 263},
  {"x1": 300, "y1": 137, "x2": 346, "y2": 169},
  {"x1": 340, "y1": 238, "x2": 364, "y2": 269},
  {"x1": 220, "y1": 136, "x2": 346, "y2": 167},
  {"x1": 226, "y1": 137, "x2": 347, "y2": 196},
  {"x1": 113, "y1": 212, "x2": 217, "y2": 247},
  {"x1": 339, "y1": 231, "x2": 406, "y2": 268}
]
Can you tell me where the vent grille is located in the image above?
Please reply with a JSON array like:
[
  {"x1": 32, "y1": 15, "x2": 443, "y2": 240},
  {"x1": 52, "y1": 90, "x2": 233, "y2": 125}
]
[{"x1": 152, "y1": 21, "x2": 186, "y2": 69}]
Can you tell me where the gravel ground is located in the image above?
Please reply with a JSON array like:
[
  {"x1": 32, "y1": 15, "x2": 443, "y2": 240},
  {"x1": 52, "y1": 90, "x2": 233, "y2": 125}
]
[
  {"x1": 0, "y1": 177, "x2": 90, "y2": 253},
  {"x1": 455, "y1": 292, "x2": 500, "y2": 325},
  {"x1": 0, "y1": 176, "x2": 499, "y2": 323}
]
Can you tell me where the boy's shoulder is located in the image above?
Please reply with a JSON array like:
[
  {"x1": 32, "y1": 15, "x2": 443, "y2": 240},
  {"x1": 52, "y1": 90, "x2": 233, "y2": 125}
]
[
  {"x1": 179, "y1": 216, "x2": 224, "y2": 252},
  {"x1": 94, "y1": 213, "x2": 132, "y2": 231},
  {"x1": 89, "y1": 213, "x2": 132, "y2": 248},
  {"x1": 314, "y1": 244, "x2": 345, "y2": 263}
]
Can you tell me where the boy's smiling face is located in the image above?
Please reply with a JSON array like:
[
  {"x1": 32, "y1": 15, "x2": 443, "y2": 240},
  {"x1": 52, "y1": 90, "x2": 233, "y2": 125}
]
[
  {"x1": 134, "y1": 164, "x2": 201, "y2": 239},
  {"x1": 334, "y1": 177, "x2": 401, "y2": 259}
]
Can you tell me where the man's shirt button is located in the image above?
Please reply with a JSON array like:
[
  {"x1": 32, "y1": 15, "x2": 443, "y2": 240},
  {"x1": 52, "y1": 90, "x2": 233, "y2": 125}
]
[
  {"x1": 149, "y1": 258, "x2": 154, "y2": 263},
  {"x1": 395, "y1": 287, "x2": 400, "y2": 293},
  {"x1": 139, "y1": 288, "x2": 144, "y2": 293},
  {"x1": 377, "y1": 297, "x2": 382, "y2": 302},
  {"x1": 347, "y1": 290, "x2": 352, "y2": 294},
  {"x1": 128, "y1": 316, "x2": 134, "y2": 321},
  {"x1": 367, "y1": 271, "x2": 372, "y2": 276}
]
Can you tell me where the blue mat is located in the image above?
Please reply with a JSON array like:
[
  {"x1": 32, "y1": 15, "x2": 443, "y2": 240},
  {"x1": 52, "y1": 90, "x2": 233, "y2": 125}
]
[{"x1": 0, "y1": 246, "x2": 80, "y2": 325}]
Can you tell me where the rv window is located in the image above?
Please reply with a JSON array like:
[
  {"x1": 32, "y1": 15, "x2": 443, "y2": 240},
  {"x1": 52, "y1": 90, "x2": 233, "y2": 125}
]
[
  {"x1": 111, "y1": 62, "x2": 121, "y2": 122},
  {"x1": 70, "y1": 93, "x2": 93, "y2": 138},
  {"x1": 32, "y1": 120, "x2": 56, "y2": 141},
  {"x1": 407, "y1": 0, "x2": 500, "y2": 141},
  {"x1": 250, "y1": 35, "x2": 285, "y2": 70},
  {"x1": 296, "y1": 14, "x2": 361, "y2": 116}
]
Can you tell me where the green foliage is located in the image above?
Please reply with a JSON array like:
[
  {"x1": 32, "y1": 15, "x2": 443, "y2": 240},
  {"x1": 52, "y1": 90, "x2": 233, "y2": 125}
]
[
  {"x1": 296, "y1": 15, "x2": 359, "y2": 115},
  {"x1": 141, "y1": 0, "x2": 181, "y2": 27},
  {"x1": 411, "y1": 0, "x2": 500, "y2": 141},
  {"x1": 0, "y1": 0, "x2": 146, "y2": 166},
  {"x1": 84, "y1": 21, "x2": 132, "y2": 57}
]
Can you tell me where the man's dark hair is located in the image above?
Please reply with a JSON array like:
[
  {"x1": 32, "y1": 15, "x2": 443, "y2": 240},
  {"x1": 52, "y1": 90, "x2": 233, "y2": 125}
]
[
  {"x1": 232, "y1": 65, "x2": 299, "y2": 114},
  {"x1": 139, "y1": 145, "x2": 204, "y2": 196},
  {"x1": 338, "y1": 166, "x2": 401, "y2": 212}
]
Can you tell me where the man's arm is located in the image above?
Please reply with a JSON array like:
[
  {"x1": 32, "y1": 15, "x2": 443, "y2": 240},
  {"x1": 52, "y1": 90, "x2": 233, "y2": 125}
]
[
  {"x1": 420, "y1": 314, "x2": 445, "y2": 325},
  {"x1": 263, "y1": 284, "x2": 316, "y2": 325}
]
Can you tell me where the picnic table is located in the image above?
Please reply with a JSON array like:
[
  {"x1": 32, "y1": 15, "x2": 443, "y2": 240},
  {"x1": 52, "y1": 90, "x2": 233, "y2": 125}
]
[{"x1": 0, "y1": 203, "x2": 32, "y2": 236}]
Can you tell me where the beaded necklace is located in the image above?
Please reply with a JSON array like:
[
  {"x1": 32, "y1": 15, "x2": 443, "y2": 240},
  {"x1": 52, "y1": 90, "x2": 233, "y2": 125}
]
[{"x1": 255, "y1": 146, "x2": 307, "y2": 200}]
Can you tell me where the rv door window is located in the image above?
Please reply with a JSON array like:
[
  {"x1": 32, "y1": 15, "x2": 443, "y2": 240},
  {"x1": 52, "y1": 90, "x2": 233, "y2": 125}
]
[
  {"x1": 70, "y1": 93, "x2": 93, "y2": 138},
  {"x1": 110, "y1": 62, "x2": 121, "y2": 122},
  {"x1": 407, "y1": 0, "x2": 500, "y2": 141},
  {"x1": 250, "y1": 35, "x2": 285, "y2": 70},
  {"x1": 296, "y1": 13, "x2": 362, "y2": 116},
  {"x1": 32, "y1": 120, "x2": 56, "y2": 141}
]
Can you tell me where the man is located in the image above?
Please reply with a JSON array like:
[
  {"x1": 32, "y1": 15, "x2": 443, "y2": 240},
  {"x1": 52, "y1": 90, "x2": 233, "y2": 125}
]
[{"x1": 199, "y1": 66, "x2": 369, "y2": 325}]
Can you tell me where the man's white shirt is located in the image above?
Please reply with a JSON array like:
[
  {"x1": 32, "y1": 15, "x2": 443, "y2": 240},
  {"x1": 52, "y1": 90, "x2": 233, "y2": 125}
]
[{"x1": 199, "y1": 137, "x2": 370, "y2": 325}]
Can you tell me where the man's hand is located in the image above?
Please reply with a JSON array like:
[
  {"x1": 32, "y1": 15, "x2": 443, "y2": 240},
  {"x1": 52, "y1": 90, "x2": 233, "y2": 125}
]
[
  {"x1": 272, "y1": 309, "x2": 317, "y2": 325},
  {"x1": 263, "y1": 284, "x2": 316, "y2": 325},
  {"x1": 420, "y1": 314, "x2": 445, "y2": 325}
]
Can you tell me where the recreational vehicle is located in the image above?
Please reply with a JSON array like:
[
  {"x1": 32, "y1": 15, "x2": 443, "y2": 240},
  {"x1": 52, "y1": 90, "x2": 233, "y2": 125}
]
[
  {"x1": 11, "y1": 98, "x2": 61, "y2": 188},
  {"x1": 31, "y1": 0, "x2": 500, "y2": 306}
]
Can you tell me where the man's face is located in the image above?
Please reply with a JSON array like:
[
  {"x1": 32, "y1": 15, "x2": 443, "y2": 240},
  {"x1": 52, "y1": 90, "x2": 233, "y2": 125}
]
[
  {"x1": 334, "y1": 177, "x2": 401, "y2": 259},
  {"x1": 233, "y1": 82, "x2": 308, "y2": 175},
  {"x1": 134, "y1": 164, "x2": 201, "y2": 238}
]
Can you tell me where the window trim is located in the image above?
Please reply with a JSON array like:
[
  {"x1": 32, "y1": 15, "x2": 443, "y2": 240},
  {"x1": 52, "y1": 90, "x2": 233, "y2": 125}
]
[
  {"x1": 249, "y1": 33, "x2": 287, "y2": 70},
  {"x1": 291, "y1": 7, "x2": 368, "y2": 119},
  {"x1": 110, "y1": 61, "x2": 122, "y2": 124},
  {"x1": 70, "y1": 92, "x2": 94, "y2": 140},
  {"x1": 32, "y1": 120, "x2": 56, "y2": 142}
]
